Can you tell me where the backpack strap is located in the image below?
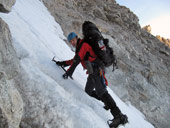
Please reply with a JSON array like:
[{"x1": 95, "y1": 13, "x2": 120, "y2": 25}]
[{"x1": 76, "y1": 39, "x2": 84, "y2": 54}]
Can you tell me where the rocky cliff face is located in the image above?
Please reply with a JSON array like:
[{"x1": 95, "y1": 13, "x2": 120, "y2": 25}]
[
  {"x1": 142, "y1": 25, "x2": 152, "y2": 33},
  {"x1": 0, "y1": 0, "x2": 16, "y2": 13},
  {"x1": 156, "y1": 35, "x2": 170, "y2": 47},
  {"x1": 42, "y1": 0, "x2": 170, "y2": 128},
  {"x1": 0, "y1": 0, "x2": 23, "y2": 128},
  {"x1": 142, "y1": 25, "x2": 170, "y2": 47},
  {"x1": 42, "y1": 0, "x2": 140, "y2": 37}
]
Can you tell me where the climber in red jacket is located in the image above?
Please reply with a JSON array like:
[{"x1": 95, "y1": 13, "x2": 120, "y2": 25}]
[{"x1": 55, "y1": 32, "x2": 128, "y2": 128}]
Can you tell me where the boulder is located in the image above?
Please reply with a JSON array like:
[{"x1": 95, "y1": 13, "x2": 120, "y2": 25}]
[
  {"x1": 0, "y1": 18, "x2": 23, "y2": 128},
  {"x1": 0, "y1": 0, "x2": 16, "y2": 13}
]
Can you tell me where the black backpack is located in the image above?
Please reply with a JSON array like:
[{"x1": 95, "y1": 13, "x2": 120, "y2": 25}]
[{"x1": 82, "y1": 21, "x2": 118, "y2": 71}]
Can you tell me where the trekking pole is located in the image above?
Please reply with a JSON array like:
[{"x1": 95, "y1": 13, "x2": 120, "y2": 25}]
[{"x1": 52, "y1": 56, "x2": 73, "y2": 80}]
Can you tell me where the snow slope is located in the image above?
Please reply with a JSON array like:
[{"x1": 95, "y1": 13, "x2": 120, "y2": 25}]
[{"x1": 0, "y1": 0, "x2": 155, "y2": 128}]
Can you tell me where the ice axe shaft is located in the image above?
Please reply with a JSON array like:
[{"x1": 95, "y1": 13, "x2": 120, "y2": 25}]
[{"x1": 52, "y1": 56, "x2": 73, "y2": 80}]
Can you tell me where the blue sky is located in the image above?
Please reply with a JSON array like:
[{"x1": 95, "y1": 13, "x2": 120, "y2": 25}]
[{"x1": 116, "y1": 0, "x2": 170, "y2": 38}]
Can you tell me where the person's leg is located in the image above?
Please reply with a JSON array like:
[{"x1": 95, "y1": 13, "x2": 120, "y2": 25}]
[
  {"x1": 101, "y1": 91, "x2": 121, "y2": 117},
  {"x1": 91, "y1": 66, "x2": 127, "y2": 123},
  {"x1": 85, "y1": 73, "x2": 110, "y2": 110},
  {"x1": 95, "y1": 78, "x2": 128, "y2": 127},
  {"x1": 85, "y1": 75, "x2": 101, "y2": 100},
  {"x1": 90, "y1": 67, "x2": 107, "y2": 97}
]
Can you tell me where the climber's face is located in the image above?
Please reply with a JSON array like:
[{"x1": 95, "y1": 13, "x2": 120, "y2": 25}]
[{"x1": 70, "y1": 37, "x2": 77, "y2": 47}]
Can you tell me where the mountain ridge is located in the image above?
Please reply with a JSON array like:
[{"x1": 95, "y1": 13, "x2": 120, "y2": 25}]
[{"x1": 142, "y1": 25, "x2": 170, "y2": 47}]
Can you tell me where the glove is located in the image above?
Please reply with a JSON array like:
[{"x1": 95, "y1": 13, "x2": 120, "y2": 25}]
[
  {"x1": 56, "y1": 61, "x2": 64, "y2": 66},
  {"x1": 103, "y1": 38, "x2": 109, "y2": 46},
  {"x1": 63, "y1": 73, "x2": 69, "y2": 79}
]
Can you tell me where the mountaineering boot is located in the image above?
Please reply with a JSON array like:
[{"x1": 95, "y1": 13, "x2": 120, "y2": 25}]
[
  {"x1": 108, "y1": 113, "x2": 128, "y2": 128},
  {"x1": 101, "y1": 92, "x2": 128, "y2": 127}
]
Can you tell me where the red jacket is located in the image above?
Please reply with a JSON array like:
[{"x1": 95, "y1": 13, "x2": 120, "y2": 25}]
[
  {"x1": 65, "y1": 39, "x2": 97, "y2": 69},
  {"x1": 64, "y1": 39, "x2": 108, "y2": 85}
]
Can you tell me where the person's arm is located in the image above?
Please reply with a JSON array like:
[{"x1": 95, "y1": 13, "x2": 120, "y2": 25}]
[
  {"x1": 56, "y1": 59, "x2": 73, "y2": 67},
  {"x1": 63, "y1": 43, "x2": 89, "y2": 79},
  {"x1": 63, "y1": 55, "x2": 81, "y2": 79}
]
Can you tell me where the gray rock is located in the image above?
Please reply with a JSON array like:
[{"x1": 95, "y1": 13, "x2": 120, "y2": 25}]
[
  {"x1": 0, "y1": 0, "x2": 16, "y2": 13},
  {"x1": 0, "y1": 18, "x2": 23, "y2": 128},
  {"x1": 0, "y1": 72, "x2": 23, "y2": 128}
]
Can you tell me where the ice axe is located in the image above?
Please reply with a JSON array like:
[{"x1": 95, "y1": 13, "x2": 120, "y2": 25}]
[{"x1": 52, "y1": 56, "x2": 73, "y2": 80}]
